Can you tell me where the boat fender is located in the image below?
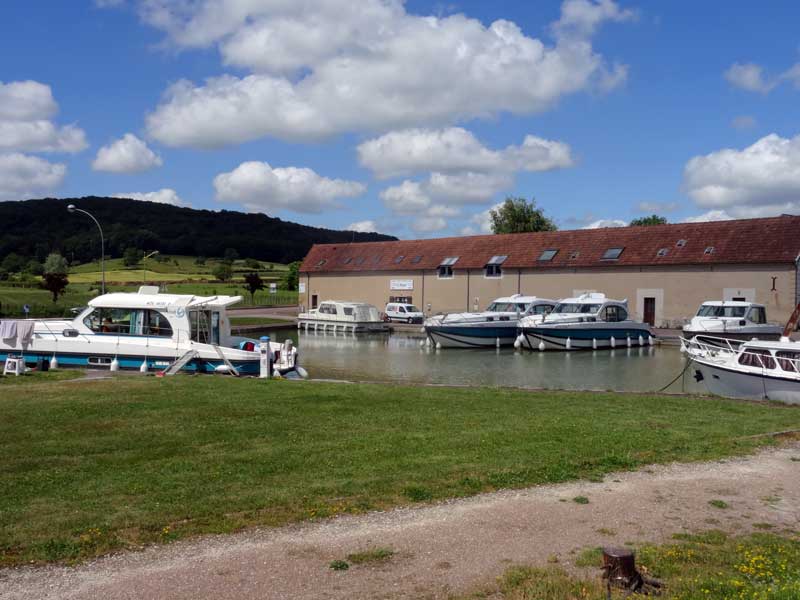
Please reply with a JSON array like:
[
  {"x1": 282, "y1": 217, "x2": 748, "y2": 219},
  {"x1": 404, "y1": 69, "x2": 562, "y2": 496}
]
[
  {"x1": 610, "y1": 336, "x2": 616, "y2": 348},
  {"x1": 50, "y1": 355, "x2": 59, "y2": 370},
  {"x1": 110, "y1": 357, "x2": 120, "y2": 372},
  {"x1": 648, "y1": 335, "x2": 654, "y2": 346},
  {"x1": 538, "y1": 341, "x2": 545, "y2": 352},
  {"x1": 513, "y1": 339, "x2": 521, "y2": 350},
  {"x1": 435, "y1": 341, "x2": 442, "y2": 350},
  {"x1": 495, "y1": 337, "x2": 500, "y2": 348},
  {"x1": 295, "y1": 366, "x2": 309, "y2": 379},
  {"x1": 626, "y1": 336, "x2": 631, "y2": 348},
  {"x1": 139, "y1": 360, "x2": 148, "y2": 373},
  {"x1": 638, "y1": 335, "x2": 644, "y2": 346},
  {"x1": 565, "y1": 337, "x2": 571, "y2": 350}
]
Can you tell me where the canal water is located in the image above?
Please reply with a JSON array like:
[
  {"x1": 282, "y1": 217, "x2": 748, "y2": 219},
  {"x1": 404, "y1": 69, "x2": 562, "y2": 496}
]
[{"x1": 258, "y1": 328, "x2": 703, "y2": 394}]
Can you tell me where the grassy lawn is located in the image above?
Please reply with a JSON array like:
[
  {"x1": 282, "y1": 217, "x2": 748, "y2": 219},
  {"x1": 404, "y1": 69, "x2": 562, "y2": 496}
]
[
  {"x1": 487, "y1": 531, "x2": 800, "y2": 599},
  {"x1": 2, "y1": 378, "x2": 799, "y2": 566}
]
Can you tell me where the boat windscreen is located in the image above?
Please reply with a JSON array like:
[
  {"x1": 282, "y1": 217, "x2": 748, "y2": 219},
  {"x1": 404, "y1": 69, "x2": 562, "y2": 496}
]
[
  {"x1": 553, "y1": 303, "x2": 601, "y2": 314},
  {"x1": 487, "y1": 302, "x2": 517, "y2": 312},
  {"x1": 697, "y1": 305, "x2": 747, "y2": 317}
]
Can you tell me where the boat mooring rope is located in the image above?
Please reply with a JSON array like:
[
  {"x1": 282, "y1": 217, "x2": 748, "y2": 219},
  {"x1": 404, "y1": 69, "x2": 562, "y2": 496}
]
[{"x1": 657, "y1": 355, "x2": 694, "y2": 393}]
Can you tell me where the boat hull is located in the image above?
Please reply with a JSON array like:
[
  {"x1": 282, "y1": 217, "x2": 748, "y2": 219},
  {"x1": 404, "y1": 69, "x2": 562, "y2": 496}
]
[
  {"x1": 692, "y1": 358, "x2": 800, "y2": 404},
  {"x1": 297, "y1": 318, "x2": 389, "y2": 333},
  {"x1": 425, "y1": 324, "x2": 519, "y2": 348},
  {"x1": 520, "y1": 324, "x2": 653, "y2": 351}
]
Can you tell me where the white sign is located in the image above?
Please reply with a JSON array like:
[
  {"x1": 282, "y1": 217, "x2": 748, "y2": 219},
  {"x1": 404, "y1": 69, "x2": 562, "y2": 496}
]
[
  {"x1": 298, "y1": 282, "x2": 306, "y2": 293},
  {"x1": 269, "y1": 283, "x2": 277, "y2": 294},
  {"x1": 390, "y1": 279, "x2": 414, "y2": 291}
]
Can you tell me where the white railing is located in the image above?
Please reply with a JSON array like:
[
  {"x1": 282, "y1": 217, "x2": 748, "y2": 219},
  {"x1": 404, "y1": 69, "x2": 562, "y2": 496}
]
[{"x1": 683, "y1": 336, "x2": 800, "y2": 375}]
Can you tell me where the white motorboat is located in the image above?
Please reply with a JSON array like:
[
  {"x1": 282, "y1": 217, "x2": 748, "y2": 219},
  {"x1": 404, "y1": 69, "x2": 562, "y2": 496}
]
[
  {"x1": 0, "y1": 286, "x2": 303, "y2": 376},
  {"x1": 424, "y1": 295, "x2": 556, "y2": 348},
  {"x1": 517, "y1": 292, "x2": 653, "y2": 351},
  {"x1": 682, "y1": 301, "x2": 783, "y2": 346},
  {"x1": 298, "y1": 300, "x2": 389, "y2": 333},
  {"x1": 684, "y1": 335, "x2": 800, "y2": 404}
]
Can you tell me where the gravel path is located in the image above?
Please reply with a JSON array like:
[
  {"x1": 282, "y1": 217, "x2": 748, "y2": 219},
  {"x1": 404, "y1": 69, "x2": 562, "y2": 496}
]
[{"x1": 3, "y1": 445, "x2": 799, "y2": 600}]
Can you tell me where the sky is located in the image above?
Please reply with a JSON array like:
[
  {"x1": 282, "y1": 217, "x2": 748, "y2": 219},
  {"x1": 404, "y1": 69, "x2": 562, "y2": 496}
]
[{"x1": 1, "y1": 0, "x2": 799, "y2": 239}]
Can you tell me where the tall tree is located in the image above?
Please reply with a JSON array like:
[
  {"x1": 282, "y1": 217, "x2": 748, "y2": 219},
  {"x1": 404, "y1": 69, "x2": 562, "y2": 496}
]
[
  {"x1": 42, "y1": 252, "x2": 69, "y2": 302},
  {"x1": 212, "y1": 263, "x2": 233, "y2": 282},
  {"x1": 629, "y1": 214, "x2": 668, "y2": 227},
  {"x1": 282, "y1": 261, "x2": 300, "y2": 291},
  {"x1": 122, "y1": 247, "x2": 142, "y2": 266},
  {"x1": 243, "y1": 272, "x2": 264, "y2": 303},
  {"x1": 489, "y1": 197, "x2": 557, "y2": 234}
]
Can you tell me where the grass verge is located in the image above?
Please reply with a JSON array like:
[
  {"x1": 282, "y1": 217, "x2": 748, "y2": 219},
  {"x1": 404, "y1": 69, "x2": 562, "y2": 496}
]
[
  {"x1": 1, "y1": 377, "x2": 799, "y2": 566},
  {"x1": 485, "y1": 531, "x2": 800, "y2": 599}
]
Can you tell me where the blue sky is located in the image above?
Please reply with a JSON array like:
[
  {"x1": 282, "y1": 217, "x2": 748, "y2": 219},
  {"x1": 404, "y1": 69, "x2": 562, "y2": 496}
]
[{"x1": 1, "y1": 0, "x2": 799, "y2": 238}]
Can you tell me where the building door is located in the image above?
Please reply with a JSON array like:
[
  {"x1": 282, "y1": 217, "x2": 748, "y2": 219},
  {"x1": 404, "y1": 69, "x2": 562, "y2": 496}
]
[
  {"x1": 643, "y1": 297, "x2": 656, "y2": 326},
  {"x1": 311, "y1": 294, "x2": 318, "y2": 309}
]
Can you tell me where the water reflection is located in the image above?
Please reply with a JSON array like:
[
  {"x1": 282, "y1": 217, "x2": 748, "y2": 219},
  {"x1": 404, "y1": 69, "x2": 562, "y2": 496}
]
[{"x1": 255, "y1": 328, "x2": 701, "y2": 394}]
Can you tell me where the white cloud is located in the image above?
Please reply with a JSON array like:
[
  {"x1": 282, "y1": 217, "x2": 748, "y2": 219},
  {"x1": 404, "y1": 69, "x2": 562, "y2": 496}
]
[
  {"x1": 731, "y1": 115, "x2": 757, "y2": 130},
  {"x1": 426, "y1": 171, "x2": 513, "y2": 203},
  {"x1": 347, "y1": 220, "x2": 378, "y2": 233},
  {"x1": 583, "y1": 218, "x2": 627, "y2": 228},
  {"x1": 0, "y1": 121, "x2": 87, "y2": 153},
  {"x1": 0, "y1": 80, "x2": 87, "y2": 154},
  {"x1": 0, "y1": 80, "x2": 57, "y2": 121},
  {"x1": 92, "y1": 133, "x2": 162, "y2": 173},
  {"x1": 724, "y1": 61, "x2": 800, "y2": 94},
  {"x1": 724, "y1": 62, "x2": 776, "y2": 93},
  {"x1": 683, "y1": 133, "x2": 800, "y2": 219},
  {"x1": 214, "y1": 161, "x2": 366, "y2": 214},
  {"x1": 0, "y1": 153, "x2": 66, "y2": 200},
  {"x1": 357, "y1": 128, "x2": 573, "y2": 179},
  {"x1": 682, "y1": 210, "x2": 733, "y2": 223},
  {"x1": 380, "y1": 180, "x2": 432, "y2": 215},
  {"x1": 137, "y1": 0, "x2": 631, "y2": 147},
  {"x1": 411, "y1": 216, "x2": 448, "y2": 233},
  {"x1": 112, "y1": 188, "x2": 189, "y2": 207},
  {"x1": 635, "y1": 201, "x2": 679, "y2": 213}
]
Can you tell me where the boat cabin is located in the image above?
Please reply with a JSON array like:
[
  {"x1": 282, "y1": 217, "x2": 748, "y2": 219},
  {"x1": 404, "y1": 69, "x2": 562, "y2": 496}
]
[
  {"x1": 485, "y1": 294, "x2": 555, "y2": 315},
  {"x1": 548, "y1": 293, "x2": 630, "y2": 322},
  {"x1": 693, "y1": 301, "x2": 768, "y2": 324}
]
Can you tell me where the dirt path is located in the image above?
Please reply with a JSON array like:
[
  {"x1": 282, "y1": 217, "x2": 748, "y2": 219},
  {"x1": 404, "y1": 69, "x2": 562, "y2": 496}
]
[{"x1": 3, "y1": 445, "x2": 799, "y2": 600}]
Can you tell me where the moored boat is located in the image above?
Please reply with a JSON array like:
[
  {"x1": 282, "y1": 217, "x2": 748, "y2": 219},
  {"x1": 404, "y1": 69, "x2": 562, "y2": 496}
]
[
  {"x1": 684, "y1": 335, "x2": 800, "y2": 404},
  {"x1": 424, "y1": 295, "x2": 555, "y2": 348},
  {"x1": 682, "y1": 301, "x2": 783, "y2": 347},
  {"x1": 0, "y1": 286, "x2": 302, "y2": 376},
  {"x1": 517, "y1": 292, "x2": 653, "y2": 351},
  {"x1": 298, "y1": 300, "x2": 389, "y2": 333}
]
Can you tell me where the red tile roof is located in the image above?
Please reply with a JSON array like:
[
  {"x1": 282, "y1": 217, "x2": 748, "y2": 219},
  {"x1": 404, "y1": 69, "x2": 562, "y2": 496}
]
[{"x1": 300, "y1": 215, "x2": 800, "y2": 273}]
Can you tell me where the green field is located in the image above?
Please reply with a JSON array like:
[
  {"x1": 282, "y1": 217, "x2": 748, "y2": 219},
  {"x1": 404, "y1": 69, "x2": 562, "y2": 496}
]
[{"x1": 1, "y1": 376, "x2": 799, "y2": 566}]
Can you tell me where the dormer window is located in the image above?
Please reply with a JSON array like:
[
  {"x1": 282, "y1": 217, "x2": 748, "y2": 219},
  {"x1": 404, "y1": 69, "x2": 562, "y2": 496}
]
[
  {"x1": 656, "y1": 248, "x2": 668, "y2": 257},
  {"x1": 484, "y1": 255, "x2": 507, "y2": 278},
  {"x1": 538, "y1": 249, "x2": 558, "y2": 262},
  {"x1": 438, "y1": 256, "x2": 458, "y2": 278},
  {"x1": 601, "y1": 247, "x2": 624, "y2": 260},
  {"x1": 704, "y1": 246, "x2": 715, "y2": 255}
]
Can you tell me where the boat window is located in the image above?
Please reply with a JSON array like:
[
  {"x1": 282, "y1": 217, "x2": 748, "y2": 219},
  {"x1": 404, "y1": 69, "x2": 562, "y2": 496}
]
[
  {"x1": 143, "y1": 310, "x2": 173, "y2": 337},
  {"x1": 343, "y1": 307, "x2": 354, "y2": 316},
  {"x1": 84, "y1": 308, "x2": 134, "y2": 335},
  {"x1": 189, "y1": 310, "x2": 212, "y2": 344},
  {"x1": 747, "y1": 307, "x2": 766, "y2": 324},
  {"x1": 603, "y1": 305, "x2": 628, "y2": 322},
  {"x1": 538, "y1": 249, "x2": 558, "y2": 261},
  {"x1": 553, "y1": 303, "x2": 602, "y2": 314},
  {"x1": 530, "y1": 304, "x2": 554, "y2": 315},
  {"x1": 738, "y1": 349, "x2": 776, "y2": 370},
  {"x1": 776, "y1": 351, "x2": 800, "y2": 372},
  {"x1": 318, "y1": 304, "x2": 337, "y2": 315},
  {"x1": 485, "y1": 264, "x2": 502, "y2": 278},
  {"x1": 697, "y1": 305, "x2": 746, "y2": 318},
  {"x1": 601, "y1": 247, "x2": 624, "y2": 260}
]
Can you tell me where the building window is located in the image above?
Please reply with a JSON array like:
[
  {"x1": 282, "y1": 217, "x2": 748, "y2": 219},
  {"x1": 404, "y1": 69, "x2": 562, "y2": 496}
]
[
  {"x1": 485, "y1": 264, "x2": 502, "y2": 278},
  {"x1": 538, "y1": 249, "x2": 558, "y2": 262},
  {"x1": 656, "y1": 248, "x2": 668, "y2": 257},
  {"x1": 704, "y1": 246, "x2": 715, "y2": 255},
  {"x1": 438, "y1": 265, "x2": 454, "y2": 278},
  {"x1": 394, "y1": 255, "x2": 405, "y2": 264},
  {"x1": 601, "y1": 247, "x2": 624, "y2": 260}
]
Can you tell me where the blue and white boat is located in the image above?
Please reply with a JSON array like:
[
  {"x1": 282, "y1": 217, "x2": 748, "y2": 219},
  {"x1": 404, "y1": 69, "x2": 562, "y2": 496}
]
[
  {"x1": 517, "y1": 292, "x2": 653, "y2": 351},
  {"x1": 424, "y1": 295, "x2": 556, "y2": 348},
  {"x1": 0, "y1": 286, "x2": 303, "y2": 376}
]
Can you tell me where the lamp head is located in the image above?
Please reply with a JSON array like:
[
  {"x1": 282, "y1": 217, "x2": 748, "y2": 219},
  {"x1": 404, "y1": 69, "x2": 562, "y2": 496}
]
[{"x1": 67, "y1": 204, "x2": 76, "y2": 213}]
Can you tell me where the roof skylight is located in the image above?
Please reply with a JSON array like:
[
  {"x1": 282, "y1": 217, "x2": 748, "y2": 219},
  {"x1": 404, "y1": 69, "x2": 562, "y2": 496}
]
[
  {"x1": 601, "y1": 247, "x2": 624, "y2": 260},
  {"x1": 538, "y1": 249, "x2": 558, "y2": 262},
  {"x1": 657, "y1": 248, "x2": 668, "y2": 257},
  {"x1": 411, "y1": 255, "x2": 423, "y2": 264},
  {"x1": 393, "y1": 255, "x2": 405, "y2": 264},
  {"x1": 704, "y1": 246, "x2": 715, "y2": 255},
  {"x1": 487, "y1": 255, "x2": 508, "y2": 265},
  {"x1": 316, "y1": 259, "x2": 327, "y2": 267},
  {"x1": 440, "y1": 256, "x2": 459, "y2": 266},
  {"x1": 676, "y1": 239, "x2": 687, "y2": 247},
  {"x1": 569, "y1": 251, "x2": 580, "y2": 260}
]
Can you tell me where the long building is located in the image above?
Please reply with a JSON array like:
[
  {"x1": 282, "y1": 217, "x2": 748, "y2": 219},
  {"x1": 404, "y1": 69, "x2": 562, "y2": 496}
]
[{"x1": 299, "y1": 215, "x2": 800, "y2": 328}]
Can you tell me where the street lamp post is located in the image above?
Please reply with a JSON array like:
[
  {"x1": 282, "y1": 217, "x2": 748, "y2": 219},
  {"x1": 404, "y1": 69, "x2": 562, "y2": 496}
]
[
  {"x1": 142, "y1": 250, "x2": 159, "y2": 284},
  {"x1": 67, "y1": 204, "x2": 105, "y2": 295}
]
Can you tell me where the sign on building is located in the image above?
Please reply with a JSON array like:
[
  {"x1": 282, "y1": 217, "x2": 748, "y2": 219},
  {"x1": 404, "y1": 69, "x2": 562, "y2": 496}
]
[
  {"x1": 390, "y1": 279, "x2": 414, "y2": 291},
  {"x1": 269, "y1": 283, "x2": 277, "y2": 294}
]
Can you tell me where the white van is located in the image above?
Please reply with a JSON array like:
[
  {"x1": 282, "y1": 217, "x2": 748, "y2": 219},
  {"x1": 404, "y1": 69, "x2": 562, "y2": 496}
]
[{"x1": 385, "y1": 302, "x2": 424, "y2": 324}]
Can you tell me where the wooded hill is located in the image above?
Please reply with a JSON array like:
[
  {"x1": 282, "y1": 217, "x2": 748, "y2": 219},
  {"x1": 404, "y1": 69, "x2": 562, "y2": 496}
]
[{"x1": 0, "y1": 197, "x2": 395, "y2": 264}]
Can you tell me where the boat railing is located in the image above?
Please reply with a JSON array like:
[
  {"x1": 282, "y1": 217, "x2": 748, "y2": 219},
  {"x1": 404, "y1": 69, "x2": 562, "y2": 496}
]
[{"x1": 684, "y1": 336, "x2": 800, "y2": 375}]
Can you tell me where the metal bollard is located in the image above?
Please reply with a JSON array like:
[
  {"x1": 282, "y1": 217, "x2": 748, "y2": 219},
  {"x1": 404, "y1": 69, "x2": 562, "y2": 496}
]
[{"x1": 259, "y1": 335, "x2": 272, "y2": 379}]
